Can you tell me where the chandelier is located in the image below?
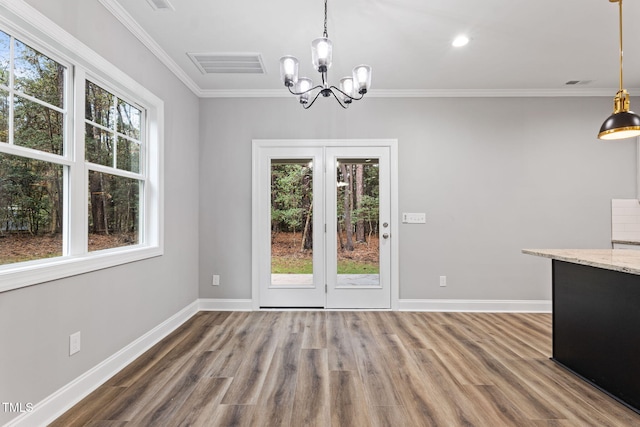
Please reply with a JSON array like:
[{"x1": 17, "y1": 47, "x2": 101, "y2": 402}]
[{"x1": 279, "y1": 0, "x2": 371, "y2": 109}]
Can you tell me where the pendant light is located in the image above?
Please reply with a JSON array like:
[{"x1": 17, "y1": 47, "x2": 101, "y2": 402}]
[{"x1": 598, "y1": 0, "x2": 640, "y2": 140}]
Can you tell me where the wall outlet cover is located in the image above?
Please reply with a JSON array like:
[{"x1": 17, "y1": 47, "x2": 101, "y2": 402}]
[{"x1": 69, "y1": 331, "x2": 81, "y2": 356}]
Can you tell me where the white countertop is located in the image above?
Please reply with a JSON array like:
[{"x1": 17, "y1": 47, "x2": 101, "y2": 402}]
[{"x1": 522, "y1": 249, "x2": 640, "y2": 275}]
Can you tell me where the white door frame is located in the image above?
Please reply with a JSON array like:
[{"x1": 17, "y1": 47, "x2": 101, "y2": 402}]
[{"x1": 251, "y1": 139, "x2": 399, "y2": 311}]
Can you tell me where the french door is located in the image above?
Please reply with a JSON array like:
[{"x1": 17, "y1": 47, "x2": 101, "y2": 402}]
[{"x1": 252, "y1": 140, "x2": 395, "y2": 309}]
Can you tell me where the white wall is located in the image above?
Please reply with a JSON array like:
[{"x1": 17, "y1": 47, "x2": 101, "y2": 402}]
[
  {"x1": 198, "y1": 96, "x2": 636, "y2": 302},
  {"x1": 0, "y1": 1, "x2": 200, "y2": 425}
]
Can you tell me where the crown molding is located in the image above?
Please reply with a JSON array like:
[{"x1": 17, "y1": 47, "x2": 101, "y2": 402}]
[
  {"x1": 198, "y1": 87, "x2": 631, "y2": 99},
  {"x1": 367, "y1": 88, "x2": 634, "y2": 98},
  {"x1": 98, "y1": 0, "x2": 202, "y2": 96}
]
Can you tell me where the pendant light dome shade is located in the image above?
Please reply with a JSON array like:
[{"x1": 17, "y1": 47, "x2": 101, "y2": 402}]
[
  {"x1": 599, "y1": 111, "x2": 640, "y2": 140},
  {"x1": 599, "y1": 89, "x2": 640, "y2": 139}
]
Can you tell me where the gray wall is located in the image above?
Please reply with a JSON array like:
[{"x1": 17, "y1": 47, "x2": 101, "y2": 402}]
[
  {"x1": 0, "y1": 1, "x2": 200, "y2": 425},
  {"x1": 199, "y1": 96, "x2": 636, "y2": 301}
]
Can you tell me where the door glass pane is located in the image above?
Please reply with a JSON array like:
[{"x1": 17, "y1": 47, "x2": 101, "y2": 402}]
[
  {"x1": 270, "y1": 159, "x2": 314, "y2": 286},
  {"x1": 336, "y1": 158, "x2": 380, "y2": 287}
]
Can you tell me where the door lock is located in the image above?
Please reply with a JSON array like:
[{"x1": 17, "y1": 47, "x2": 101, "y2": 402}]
[{"x1": 383, "y1": 233, "x2": 390, "y2": 239}]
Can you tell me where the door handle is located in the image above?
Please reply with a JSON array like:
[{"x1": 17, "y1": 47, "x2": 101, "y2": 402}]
[{"x1": 382, "y1": 233, "x2": 389, "y2": 239}]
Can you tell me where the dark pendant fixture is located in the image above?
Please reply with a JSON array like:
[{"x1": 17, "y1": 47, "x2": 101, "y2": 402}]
[
  {"x1": 598, "y1": 0, "x2": 640, "y2": 140},
  {"x1": 279, "y1": 0, "x2": 371, "y2": 109}
]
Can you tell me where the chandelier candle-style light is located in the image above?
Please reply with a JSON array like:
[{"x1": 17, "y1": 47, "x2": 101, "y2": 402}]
[{"x1": 279, "y1": 0, "x2": 371, "y2": 109}]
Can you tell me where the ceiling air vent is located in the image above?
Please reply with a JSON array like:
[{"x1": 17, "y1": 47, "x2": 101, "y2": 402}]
[
  {"x1": 187, "y1": 53, "x2": 266, "y2": 74},
  {"x1": 565, "y1": 80, "x2": 593, "y2": 86},
  {"x1": 146, "y1": 0, "x2": 174, "y2": 12}
]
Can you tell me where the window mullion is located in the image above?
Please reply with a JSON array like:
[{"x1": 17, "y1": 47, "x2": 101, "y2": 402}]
[
  {"x1": 112, "y1": 94, "x2": 118, "y2": 169},
  {"x1": 8, "y1": 34, "x2": 13, "y2": 145},
  {"x1": 0, "y1": 143, "x2": 71, "y2": 165},
  {"x1": 86, "y1": 162, "x2": 145, "y2": 181},
  {"x1": 68, "y1": 67, "x2": 87, "y2": 256},
  {"x1": 13, "y1": 89, "x2": 66, "y2": 114}
]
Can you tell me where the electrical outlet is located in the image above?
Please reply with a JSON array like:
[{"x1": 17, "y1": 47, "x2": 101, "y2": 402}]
[
  {"x1": 69, "y1": 331, "x2": 81, "y2": 356},
  {"x1": 439, "y1": 276, "x2": 447, "y2": 287},
  {"x1": 212, "y1": 275, "x2": 220, "y2": 286}
]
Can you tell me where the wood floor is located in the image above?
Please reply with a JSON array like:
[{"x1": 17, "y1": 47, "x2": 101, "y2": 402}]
[{"x1": 51, "y1": 311, "x2": 640, "y2": 426}]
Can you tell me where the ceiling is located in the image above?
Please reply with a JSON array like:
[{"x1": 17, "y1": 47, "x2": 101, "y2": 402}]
[{"x1": 101, "y1": 0, "x2": 640, "y2": 98}]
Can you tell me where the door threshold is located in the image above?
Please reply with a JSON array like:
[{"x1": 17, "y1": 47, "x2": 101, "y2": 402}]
[{"x1": 259, "y1": 307, "x2": 392, "y2": 311}]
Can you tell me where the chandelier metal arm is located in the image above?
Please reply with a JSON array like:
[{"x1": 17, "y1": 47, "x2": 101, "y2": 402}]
[
  {"x1": 327, "y1": 88, "x2": 350, "y2": 109},
  {"x1": 287, "y1": 83, "x2": 324, "y2": 97},
  {"x1": 329, "y1": 85, "x2": 365, "y2": 102},
  {"x1": 302, "y1": 90, "x2": 325, "y2": 109}
]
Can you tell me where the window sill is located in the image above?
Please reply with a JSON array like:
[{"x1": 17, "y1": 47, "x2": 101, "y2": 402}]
[{"x1": 0, "y1": 245, "x2": 163, "y2": 293}]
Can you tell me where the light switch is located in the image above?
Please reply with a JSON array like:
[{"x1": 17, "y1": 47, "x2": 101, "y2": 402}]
[{"x1": 402, "y1": 213, "x2": 426, "y2": 224}]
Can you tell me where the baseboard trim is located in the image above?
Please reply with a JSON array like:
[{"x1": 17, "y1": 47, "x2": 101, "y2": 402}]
[
  {"x1": 397, "y1": 299, "x2": 552, "y2": 313},
  {"x1": 199, "y1": 298, "x2": 551, "y2": 313},
  {"x1": 198, "y1": 298, "x2": 253, "y2": 311},
  {"x1": 4, "y1": 301, "x2": 199, "y2": 427}
]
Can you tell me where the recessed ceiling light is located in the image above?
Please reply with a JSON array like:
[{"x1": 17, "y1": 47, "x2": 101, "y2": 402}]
[{"x1": 452, "y1": 35, "x2": 470, "y2": 47}]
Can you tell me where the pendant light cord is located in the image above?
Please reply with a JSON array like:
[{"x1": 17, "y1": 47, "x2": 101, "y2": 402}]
[{"x1": 618, "y1": 0, "x2": 624, "y2": 92}]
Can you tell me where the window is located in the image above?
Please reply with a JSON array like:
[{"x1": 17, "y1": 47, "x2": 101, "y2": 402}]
[
  {"x1": 0, "y1": 19, "x2": 163, "y2": 292},
  {"x1": 85, "y1": 81, "x2": 143, "y2": 251},
  {"x1": 0, "y1": 30, "x2": 68, "y2": 266}
]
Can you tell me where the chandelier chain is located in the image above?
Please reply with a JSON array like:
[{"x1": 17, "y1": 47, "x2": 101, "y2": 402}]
[{"x1": 323, "y1": 0, "x2": 328, "y2": 38}]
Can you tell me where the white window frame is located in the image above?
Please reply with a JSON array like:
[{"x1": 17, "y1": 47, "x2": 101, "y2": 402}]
[{"x1": 0, "y1": 2, "x2": 164, "y2": 293}]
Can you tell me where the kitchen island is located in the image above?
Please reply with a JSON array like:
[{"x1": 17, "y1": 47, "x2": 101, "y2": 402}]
[{"x1": 523, "y1": 249, "x2": 640, "y2": 413}]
